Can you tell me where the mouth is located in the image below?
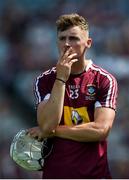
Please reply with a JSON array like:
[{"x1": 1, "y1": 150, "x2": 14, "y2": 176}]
[
  {"x1": 60, "y1": 47, "x2": 78, "y2": 58},
  {"x1": 63, "y1": 46, "x2": 71, "y2": 53}
]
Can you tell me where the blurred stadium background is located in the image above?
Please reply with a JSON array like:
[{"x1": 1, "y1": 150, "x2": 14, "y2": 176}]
[{"x1": 0, "y1": 0, "x2": 129, "y2": 178}]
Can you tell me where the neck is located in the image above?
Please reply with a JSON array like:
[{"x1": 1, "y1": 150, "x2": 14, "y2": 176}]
[{"x1": 71, "y1": 59, "x2": 89, "y2": 75}]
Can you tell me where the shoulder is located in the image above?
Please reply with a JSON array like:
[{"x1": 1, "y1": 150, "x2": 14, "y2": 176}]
[
  {"x1": 36, "y1": 67, "x2": 56, "y2": 82},
  {"x1": 90, "y1": 63, "x2": 117, "y2": 82},
  {"x1": 90, "y1": 63, "x2": 118, "y2": 96},
  {"x1": 34, "y1": 67, "x2": 56, "y2": 90}
]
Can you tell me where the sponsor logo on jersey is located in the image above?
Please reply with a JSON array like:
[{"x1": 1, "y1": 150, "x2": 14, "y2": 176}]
[
  {"x1": 71, "y1": 110, "x2": 83, "y2": 125},
  {"x1": 64, "y1": 106, "x2": 90, "y2": 125}
]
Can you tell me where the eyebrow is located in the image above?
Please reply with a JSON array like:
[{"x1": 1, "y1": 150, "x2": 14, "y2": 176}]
[{"x1": 58, "y1": 35, "x2": 80, "y2": 39}]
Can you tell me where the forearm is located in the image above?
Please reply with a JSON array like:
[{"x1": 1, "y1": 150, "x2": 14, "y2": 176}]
[
  {"x1": 37, "y1": 80, "x2": 65, "y2": 134},
  {"x1": 55, "y1": 122, "x2": 109, "y2": 142}
]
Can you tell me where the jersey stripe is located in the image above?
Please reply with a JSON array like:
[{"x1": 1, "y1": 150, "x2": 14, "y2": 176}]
[
  {"x1": 111, "y1": 77, "x2": 117, "y2": 108},
  {"x1": 97, "y1": 66, "x2": 117, "y2": 108},
  {"x1": 91, "y1": 64, "x2": 116, "y2": 108}
]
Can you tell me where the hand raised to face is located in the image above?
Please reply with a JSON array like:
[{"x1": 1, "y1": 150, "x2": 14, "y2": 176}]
[{"x1": 56, "y1": 47, "x2": 78, "y2": 82}]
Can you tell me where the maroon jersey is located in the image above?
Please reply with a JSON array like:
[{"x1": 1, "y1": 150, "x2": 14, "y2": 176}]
[{"x1": 34, "y1": 61, "x2": 118, "y2": 178}]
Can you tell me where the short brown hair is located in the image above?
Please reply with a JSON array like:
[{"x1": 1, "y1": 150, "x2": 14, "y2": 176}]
[{"x1": 56, "y1": 13, "x2": 89, "y2": 32}]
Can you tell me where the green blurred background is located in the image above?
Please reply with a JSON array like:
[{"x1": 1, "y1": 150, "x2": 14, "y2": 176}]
[{"x1": 0, "y1": 0, "x2": 129, "y2": 178}]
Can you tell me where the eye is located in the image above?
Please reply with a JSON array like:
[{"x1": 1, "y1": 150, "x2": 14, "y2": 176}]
[
  {"x1": 69, "y1": 36, "x2": 80, "y2": 41},
  {"x1": 59, "y1": 36, "x2": 66, "y2": 41}
]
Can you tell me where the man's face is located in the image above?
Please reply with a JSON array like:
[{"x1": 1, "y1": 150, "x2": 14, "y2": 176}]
[{"x1": 57, "y1": 26, "x2": 92, "y2": 58}]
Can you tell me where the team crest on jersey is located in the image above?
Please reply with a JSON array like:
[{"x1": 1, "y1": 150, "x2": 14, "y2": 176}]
[
  {"x1": 85, "y1": 84, "x2": 96, "y2": 100},
  {"x1": 87, "y1": 84, "x2": 96, "y2": 96}
]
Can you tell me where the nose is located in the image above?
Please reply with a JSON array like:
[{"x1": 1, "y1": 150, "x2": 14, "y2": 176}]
[{"x1": 64, "y1": 38, "x2": 71, "y2": 47}]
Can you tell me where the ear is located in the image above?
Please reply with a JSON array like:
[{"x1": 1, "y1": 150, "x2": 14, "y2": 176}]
[{"x1": 86, "y1": 38, "x2": 92, "y2": 48}]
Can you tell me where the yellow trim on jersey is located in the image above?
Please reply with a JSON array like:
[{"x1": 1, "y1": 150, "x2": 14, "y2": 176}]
[{"x1": 64, "y1": 106, "x2": 90, "y2": 125}]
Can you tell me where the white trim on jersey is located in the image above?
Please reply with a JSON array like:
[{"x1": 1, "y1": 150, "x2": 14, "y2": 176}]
[
  {"x1": 34, "y1": 67, "x2": 56, "y2": 104},
  {"x1": 91, "y1": 64, "x2": 117, "y2": 108},
  {"x1": 35, "y1": 76, "x2": 42, "y2": 104}
]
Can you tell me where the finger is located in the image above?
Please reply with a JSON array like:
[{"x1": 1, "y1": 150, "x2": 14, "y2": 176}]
[
  {"x1": 29, "y1": 133, "x2": 39, "y2": 139},
  {"x1": 63, "y1": 53, "x2": 77, "y2": 64},
  {"x1": 27, "y1": 129, "x2": 35, "y2": 135},
  {"x1": 64, "y1": 46, "x2": 71, "y2": 54},
  {"x1": 60, "y1": 47, "x2": 72, "y2": 62},
  {"x1": 63, "y1": 47, "x2": 73, "y2": 58},
  {"x1": 26, "y1": 130, "x2": 33, "y2": 135},
  {"x1": 27, "y1": 132, "x2": 35, "y2": 137},
  {"x1": 69, "y1": 59, "x2": 78, "y2": 66},
  {"x1": 27, "y1": 129, "x2": 38, "y2": 137},
  {"x1": 26, "y1": 127, "x2": 38, "y2": 133}
]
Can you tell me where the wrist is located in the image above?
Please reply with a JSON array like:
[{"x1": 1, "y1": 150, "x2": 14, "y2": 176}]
[{"x1": 56, "y1": 77, "x2": 66, "y2": 84}]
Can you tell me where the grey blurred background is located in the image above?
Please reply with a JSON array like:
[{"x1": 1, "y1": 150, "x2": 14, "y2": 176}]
[{"x1": 0, "y1": 0, "x2": 129, "y2": 178}]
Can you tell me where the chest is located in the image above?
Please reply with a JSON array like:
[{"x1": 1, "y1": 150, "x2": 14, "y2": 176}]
[{"x1": 64, "y1": 76, "x2": 98, "y2": 108}]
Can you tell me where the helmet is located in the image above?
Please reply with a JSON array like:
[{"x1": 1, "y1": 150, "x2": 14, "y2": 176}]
[{"x1": 10, "y1": 129, "x2": 53, "y2": 171}]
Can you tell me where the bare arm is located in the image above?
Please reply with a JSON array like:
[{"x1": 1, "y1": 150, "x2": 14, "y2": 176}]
[
  {"x1": 55, "y1": 107, "x2": 115, "y2": 142},
  {"x1": 37, "y1": 47, "x2": 78, "y2": 136},
  {"x1": 37, "y1": 80, "x2": 65, "y2": 136}
]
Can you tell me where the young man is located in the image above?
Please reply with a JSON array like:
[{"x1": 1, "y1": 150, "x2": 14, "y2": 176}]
[{"x1": 28, "y1": 13, "x2": 118, "y2": 178}]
